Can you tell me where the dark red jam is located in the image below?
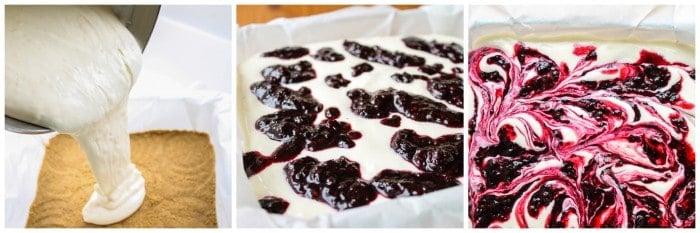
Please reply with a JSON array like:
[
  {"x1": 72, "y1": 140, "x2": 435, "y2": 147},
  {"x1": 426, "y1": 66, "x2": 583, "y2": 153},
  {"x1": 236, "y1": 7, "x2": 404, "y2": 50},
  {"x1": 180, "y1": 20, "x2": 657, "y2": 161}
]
[
  {"x1": 262, "y1": 46, "x2": 309, "y2": 59},
  {"x1": 259, "y1": 196, "x2": 290, "y2": 214},
  {"x1": 402, "y1": 36, "x2": 463, "y2": 64},
  {"x1": 261, "y1": 60, "x2": 316, "y2": 84},
  {"x1": 371, "y1": 169, "x2": 460, "y2": 198},
  {"x1": 284, "y1": 156, "x2": 377, "y2": 210},
  {"x1": 346, "y1": 88, "x2": 463, "y2": 127},
  {"x1": 379, "y1": 115, "x2": 401, "y2": 127},
  {"x1": 390, "y1": 129, "x2": 463, "y2": 176},
  {"x1": 312, "y1": 47, "x2": 345, "y2": 62},
  {"x1": 343, "y1": 40, "x2": 426, "y2": 68},
  {"x1": 325, "y1": 74, "x2": 351, "y2": 88}
]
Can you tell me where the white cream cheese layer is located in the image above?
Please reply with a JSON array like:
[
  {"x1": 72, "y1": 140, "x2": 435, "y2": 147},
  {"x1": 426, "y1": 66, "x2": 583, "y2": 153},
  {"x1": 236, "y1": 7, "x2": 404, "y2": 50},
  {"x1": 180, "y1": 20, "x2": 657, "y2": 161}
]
[{"x1": 6, "y1": 6, "x2": 145, "y2": 225}]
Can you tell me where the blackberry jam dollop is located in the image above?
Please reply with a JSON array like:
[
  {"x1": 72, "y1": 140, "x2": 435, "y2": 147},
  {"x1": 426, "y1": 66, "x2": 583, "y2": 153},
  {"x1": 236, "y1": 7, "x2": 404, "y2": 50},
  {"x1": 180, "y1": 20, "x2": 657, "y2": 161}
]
[
  {"x1": 371, "y1": 169, "x2": 460, "y2": 198},
  {"x1": 325, "y1": 74, "x2": 350, "y2": 88},
  {"x1": 250, "y1": 81, "x2": 323, "y2": 113},
  {"x1": 262, "y1": 46, "x2": 310, "y2": 59},
  {"x1": 390, "y1": 129, "x2": 464, "y2": 176},
  {"x1": 402, "y1": 36, "x2": 464, "y2": 64},
  {"x1": 380, "y1": 115, "x2": 402, "y2": 127},
  {"x1": 343, "y1": 40, "x2": 426, "y2": 68},
  {"x1": 351, "y1": 62, "x2": 374, "y2": 77},
  {"x1": 284, "y1": 156, "x2": 377, "y2": 210},
  {"x1": 244, "y1": 110, "x2": 362, "y2": 177},
  {"x1": 389, "y1": 72, "x2": 464, "y2": 108},
  {"x1": 261, "y1": 60, "x2": 316, "y2": 84},
  {"x1": 259, "y1": 196, "x2": 290, "y2": 214},
  {"x1": 312, "y1": 47, "x2": 345, "y2": 62},
  {"x1": 347, "y1": 88, "x2": 463, "y2": 127}
]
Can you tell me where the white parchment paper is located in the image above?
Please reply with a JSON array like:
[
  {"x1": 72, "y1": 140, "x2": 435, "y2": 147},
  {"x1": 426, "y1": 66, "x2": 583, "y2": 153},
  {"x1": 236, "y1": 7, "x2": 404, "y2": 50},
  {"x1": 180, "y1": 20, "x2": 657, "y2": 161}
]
[
  {"x1": 4, "y1": 6, "x2": 232, "y2": 228},
  {"x1": 469, "y1": 5, "x2": 694, "y2": 47},
  {"x1": 236, "y1": 5, "x2": 464, "y2": 228}
]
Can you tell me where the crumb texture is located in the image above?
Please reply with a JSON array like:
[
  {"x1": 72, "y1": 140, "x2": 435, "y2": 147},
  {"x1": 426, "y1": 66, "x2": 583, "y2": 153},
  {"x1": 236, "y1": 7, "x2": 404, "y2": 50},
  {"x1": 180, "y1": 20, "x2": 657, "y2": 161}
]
[{"x1": 26, "y1": 131, "x2": 217, "y2": 227}]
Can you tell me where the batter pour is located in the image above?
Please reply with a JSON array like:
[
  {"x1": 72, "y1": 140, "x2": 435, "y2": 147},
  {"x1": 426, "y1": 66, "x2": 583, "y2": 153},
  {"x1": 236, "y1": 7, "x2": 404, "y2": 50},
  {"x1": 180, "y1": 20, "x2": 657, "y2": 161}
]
[{"x1": 6, "y1": 6, "x2": 145, "y2": 225}]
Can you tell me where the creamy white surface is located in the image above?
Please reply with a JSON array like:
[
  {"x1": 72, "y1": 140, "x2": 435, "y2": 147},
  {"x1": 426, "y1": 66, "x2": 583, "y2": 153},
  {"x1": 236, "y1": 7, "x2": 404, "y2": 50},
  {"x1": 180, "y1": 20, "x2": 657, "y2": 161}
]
[
  {"x1": 6, "y1": 6, "x2": 145, "y2": 225},
  {"x1": 238, "y1": 35, "x2": 463, "y2": 219}
]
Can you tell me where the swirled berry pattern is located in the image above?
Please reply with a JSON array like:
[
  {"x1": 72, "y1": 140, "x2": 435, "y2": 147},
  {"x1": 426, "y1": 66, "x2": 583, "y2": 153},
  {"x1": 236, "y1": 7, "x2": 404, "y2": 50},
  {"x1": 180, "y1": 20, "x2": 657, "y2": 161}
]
[{"x1": 468, "y1": 42, "x2": 695, "y2": 228}]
